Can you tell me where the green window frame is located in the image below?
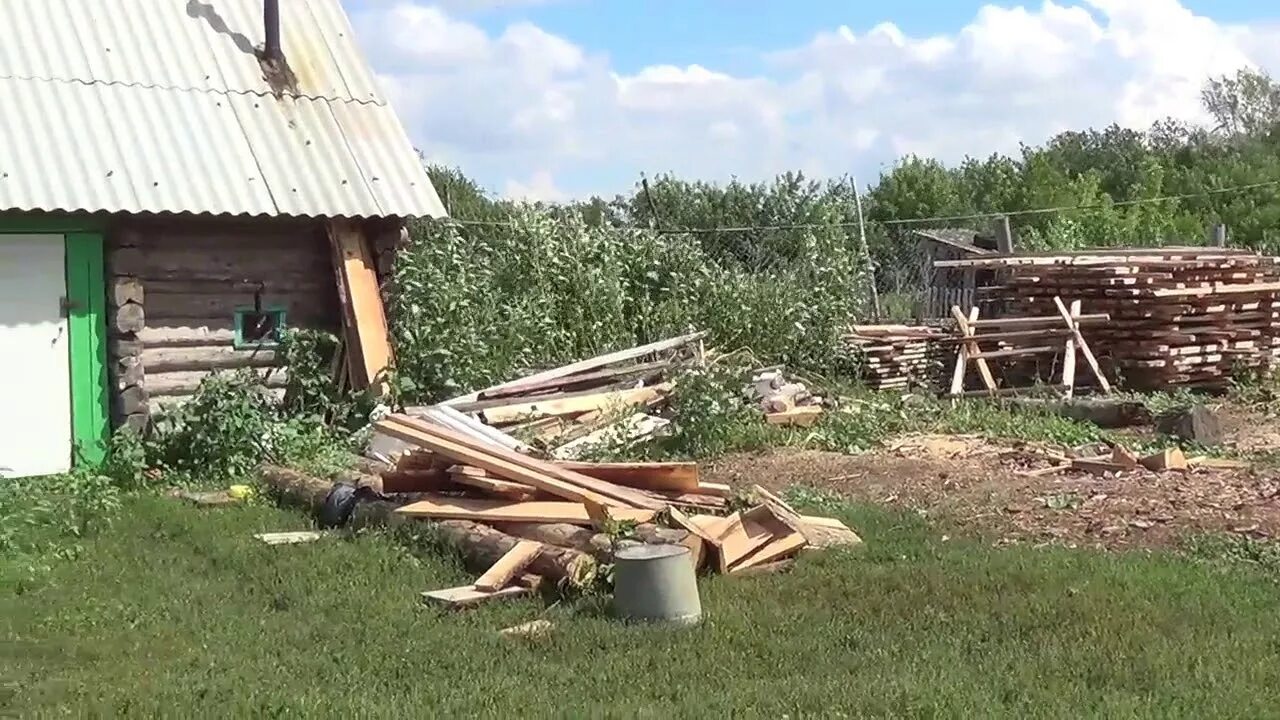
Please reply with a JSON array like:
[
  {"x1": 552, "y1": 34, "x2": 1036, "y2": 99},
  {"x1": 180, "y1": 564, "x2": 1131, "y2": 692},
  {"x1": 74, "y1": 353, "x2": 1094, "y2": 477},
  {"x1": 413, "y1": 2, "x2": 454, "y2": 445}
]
[
  {"x1": 0, "y1": 216, "x2": 109, "y2": 467},
  {"x1": 234, "y1": 305, "x2": 287, "y2": 349}
]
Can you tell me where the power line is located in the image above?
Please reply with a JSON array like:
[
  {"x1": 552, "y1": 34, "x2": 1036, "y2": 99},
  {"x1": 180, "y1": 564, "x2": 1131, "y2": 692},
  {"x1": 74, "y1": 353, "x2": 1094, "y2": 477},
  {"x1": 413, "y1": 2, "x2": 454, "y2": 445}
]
[{"x1": 441, "y1": 178, "x2": 1280, "y2": 234}]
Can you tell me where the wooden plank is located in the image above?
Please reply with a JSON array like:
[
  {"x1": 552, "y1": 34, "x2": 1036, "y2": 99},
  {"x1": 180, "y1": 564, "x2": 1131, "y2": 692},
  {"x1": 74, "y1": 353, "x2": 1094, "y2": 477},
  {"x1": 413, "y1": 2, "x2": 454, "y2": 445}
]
[
  {"x1": 253, "y1": 531, "x2": 327, "y2": 545},
  {"x1": 480, "y1": 383, "x2": 672, "y2": 425},
  {"x1": 421, "y1": 584, "x2": 530, "y2": 609},
  {"x1": 706, "y1": 507, "x2": 779, "y2": 573},
  {"x1": 396, "y1": 495, "x2": 657, "y2": 525},
  {"x1": 478, "y1": 360, "x2": 672, "y2": 400},
  {"x1": 694, "y1": 482, "x2": 733, "y2": 498},
  {"x1": 730, "y1": 531, "x2": 806, "y2": 573},
  {"x1": 951, "y1": 306, "x2": 998, "y2": 393},
  {"x1": 445, "y1": 331, "x2": 707, "y2": 407},
  {"x1": 474, "y1": 541, "x2": 543, "y2": 592},
  {"x1": 1140, "y1": 448, "x2": 1189, "y2": 472},
  {"x1": 1053, "y1": 296, "x2": 1112, "y2": 394},
  {"x1": 750, "y1": 485, "x2": 864, "y2": 549},
  {"x1": 968, "y1": 345, "x2": 1059, "y2": 360},
  {"x1": 1063, "y1": 300, "x2": 1079, "y2": 399},
  {"x1": 968, "y1": 314, "x2": 1109, "y2": 328},
  {"x1": 1151, "y1": 282, "x2": 1280, "y2": 298},
  {"x1": 765, "y1": 406, "x2": 823, "y2": 427},
  {"x1": 555, "y1": 461, "x2": 699, "y2": 492},
  {"x1": 328, "y1": 220, "x2": 393, "y2": 391},
  {"x1": 379, "y1": 414, "x2": 666, "y2": 509}
]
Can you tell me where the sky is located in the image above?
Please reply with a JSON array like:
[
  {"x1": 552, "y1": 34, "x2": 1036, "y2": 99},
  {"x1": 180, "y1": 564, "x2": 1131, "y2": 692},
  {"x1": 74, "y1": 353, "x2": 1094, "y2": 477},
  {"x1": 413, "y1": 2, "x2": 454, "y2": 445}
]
[{"x1": 341, "y1": 0, "x2": 1280, "y2": 201}]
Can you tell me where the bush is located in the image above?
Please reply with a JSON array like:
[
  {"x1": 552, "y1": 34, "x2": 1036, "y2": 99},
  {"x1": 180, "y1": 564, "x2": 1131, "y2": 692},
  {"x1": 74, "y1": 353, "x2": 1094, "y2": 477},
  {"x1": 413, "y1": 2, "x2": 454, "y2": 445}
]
[{"x1": 391, "y1": 203, "x2": 869, "y2": 404}]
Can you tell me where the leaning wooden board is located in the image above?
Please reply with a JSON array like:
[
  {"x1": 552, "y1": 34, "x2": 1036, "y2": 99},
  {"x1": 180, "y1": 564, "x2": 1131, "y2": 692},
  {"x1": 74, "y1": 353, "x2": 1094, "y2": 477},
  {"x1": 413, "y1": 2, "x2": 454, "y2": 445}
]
[{"x1": 327, "y1": 220, "x2": 393, "y2": 391}]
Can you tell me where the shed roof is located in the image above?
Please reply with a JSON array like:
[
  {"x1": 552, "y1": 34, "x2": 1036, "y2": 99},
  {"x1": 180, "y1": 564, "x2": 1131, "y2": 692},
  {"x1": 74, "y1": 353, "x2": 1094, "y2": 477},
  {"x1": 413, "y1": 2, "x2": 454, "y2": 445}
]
[
  {"x1": 912, "y1": 228, "x2": 994, "y2": 255},
  {"x1": 0, "y1": 0, "x2": 445, "y2": 219}
]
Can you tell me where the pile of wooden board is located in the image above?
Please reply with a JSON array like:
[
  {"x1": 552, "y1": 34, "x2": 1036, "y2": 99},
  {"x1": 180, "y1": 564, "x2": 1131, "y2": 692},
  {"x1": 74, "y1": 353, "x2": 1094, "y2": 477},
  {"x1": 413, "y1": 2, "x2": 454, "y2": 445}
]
[
  {"x1": 938, "y1": 248, "x2": 1280, "y2": 389},
  {"x1": 412, "y1": 331, "x2": 708, "y2": 459},
  {"x1": 370, "y1": 413, "x2": 862, "y2": 606},
  {"x1": 842, "y1": 324, "x2": 951, "y2": 392}
]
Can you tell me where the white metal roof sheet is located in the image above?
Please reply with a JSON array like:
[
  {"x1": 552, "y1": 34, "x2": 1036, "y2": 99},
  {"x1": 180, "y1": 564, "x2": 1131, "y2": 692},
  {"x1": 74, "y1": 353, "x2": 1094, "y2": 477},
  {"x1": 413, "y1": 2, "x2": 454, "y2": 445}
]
[{"x1": 0, "y1": 0, "x2": 444, "y2": 218}]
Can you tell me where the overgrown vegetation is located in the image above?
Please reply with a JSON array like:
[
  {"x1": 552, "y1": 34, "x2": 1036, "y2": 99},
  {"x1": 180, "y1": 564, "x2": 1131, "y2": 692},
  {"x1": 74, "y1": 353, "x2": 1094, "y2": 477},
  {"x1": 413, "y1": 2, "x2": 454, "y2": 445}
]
[{"x1": 389, "y1": 69, "x2": 1280, "y2": 403}]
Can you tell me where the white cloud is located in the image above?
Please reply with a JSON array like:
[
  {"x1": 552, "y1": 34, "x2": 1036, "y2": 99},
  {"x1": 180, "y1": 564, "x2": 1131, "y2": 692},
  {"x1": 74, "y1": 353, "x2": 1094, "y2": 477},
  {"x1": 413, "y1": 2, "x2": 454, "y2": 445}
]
[
  {"x1": 504, "y1": 170, "x2": 567, "y2": 202},
  {"x1": 354, "y1": 1, "x2": 1280, "y2": 199}
]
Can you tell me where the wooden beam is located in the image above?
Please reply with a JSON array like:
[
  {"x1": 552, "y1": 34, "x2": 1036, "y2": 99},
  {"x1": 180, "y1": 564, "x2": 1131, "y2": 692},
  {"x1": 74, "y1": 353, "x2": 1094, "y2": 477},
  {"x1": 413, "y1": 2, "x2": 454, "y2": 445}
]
[
  {"x1": 951, "y1": 306, "x2": 998, "y2": 393},
  {"x1": 473, "y1": 541, "x2": 543, "y2": 592},
  {"x1": 554, "y1": 461, "x2": 699, "y2": 492},
  {"x1": 967, "y1": 346, "x2": 1059, "y2": 360},
  {"x1": 327, "y1": 220, "x2": 393, "y2": 392},
  {"x1": 396, "y1": 495, "x2": 657, "y2": 526},
  {"x1": 1052, "y1": 296, "x2": 1112, "y2": 394}
]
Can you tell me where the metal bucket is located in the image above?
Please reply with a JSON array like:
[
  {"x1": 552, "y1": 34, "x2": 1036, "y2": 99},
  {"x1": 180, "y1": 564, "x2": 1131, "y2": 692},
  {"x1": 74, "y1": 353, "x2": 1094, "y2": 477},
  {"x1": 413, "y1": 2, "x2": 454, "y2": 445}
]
[{"x1": 612, "y1": 544, "x2": 702, "y2": 625}]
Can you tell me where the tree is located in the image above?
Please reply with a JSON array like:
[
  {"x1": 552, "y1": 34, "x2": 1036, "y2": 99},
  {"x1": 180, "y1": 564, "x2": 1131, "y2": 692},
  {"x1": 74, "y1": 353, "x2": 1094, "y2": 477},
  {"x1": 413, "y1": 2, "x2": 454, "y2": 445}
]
[{"x1": 1202, "y1": 68, "x2": 1280, "y2": 138}]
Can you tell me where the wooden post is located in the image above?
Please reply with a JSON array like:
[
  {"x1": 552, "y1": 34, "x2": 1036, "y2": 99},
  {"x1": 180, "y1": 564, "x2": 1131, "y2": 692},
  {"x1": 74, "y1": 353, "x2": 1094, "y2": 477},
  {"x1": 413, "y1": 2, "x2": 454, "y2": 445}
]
[
  {"x1": 327, "y1": 220, "x2": 394, "y2": 394},
  {"x1": 852, "y1": 176, "x2": 882, "y2": 319},
  {"x1": 1210, "y1": 224, "x2": 1228, "y2": 248},
  {"x1": 995, "y1": 216, "x2": 1015, "y2": 254}
]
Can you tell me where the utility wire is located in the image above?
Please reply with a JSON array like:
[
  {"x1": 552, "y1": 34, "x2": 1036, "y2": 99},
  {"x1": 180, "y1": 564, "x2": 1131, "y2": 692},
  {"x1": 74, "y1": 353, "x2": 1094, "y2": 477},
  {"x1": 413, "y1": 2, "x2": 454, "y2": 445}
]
[{"x1": 441, "y1": 178, "x2": 1280, "y2": 233}]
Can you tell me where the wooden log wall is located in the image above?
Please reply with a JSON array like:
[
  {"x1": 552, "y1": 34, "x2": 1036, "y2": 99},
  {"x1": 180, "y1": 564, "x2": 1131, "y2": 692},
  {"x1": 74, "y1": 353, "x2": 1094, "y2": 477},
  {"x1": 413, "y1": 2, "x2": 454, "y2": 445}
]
[{"x1": 105, "y1": 217, "x2": 342, "y2": 423}]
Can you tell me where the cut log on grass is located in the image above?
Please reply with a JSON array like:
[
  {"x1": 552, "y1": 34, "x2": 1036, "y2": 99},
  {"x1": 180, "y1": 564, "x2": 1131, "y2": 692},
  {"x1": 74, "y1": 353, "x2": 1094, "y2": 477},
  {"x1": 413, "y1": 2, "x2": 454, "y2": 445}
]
[
  {"x1": 555, "y1": 461, "x2": 699, "y2": 492},
  {"x1": 395, "y1": 495, "x2": 658, "y2": 526},
  {"x1": 257, "y1": 465, "x2": 597, "y2": 589},
  {"x1": 1005, "y1": 398, "x2": 1154, "y2": 428}
]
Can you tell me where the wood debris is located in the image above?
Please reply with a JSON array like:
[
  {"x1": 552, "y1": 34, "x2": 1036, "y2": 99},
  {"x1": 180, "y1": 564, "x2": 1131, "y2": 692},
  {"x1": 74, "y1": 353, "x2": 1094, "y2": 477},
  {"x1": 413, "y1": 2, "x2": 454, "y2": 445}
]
[
  {"x1": 938, "y1": 248, "x2": 1280, "y2": 389},
  {"x1": 254, "y1": 531, "x2": 327, "y2": 545},
  {"x1": 750, "y1": 369, "x2": 826, "y2": 425}
]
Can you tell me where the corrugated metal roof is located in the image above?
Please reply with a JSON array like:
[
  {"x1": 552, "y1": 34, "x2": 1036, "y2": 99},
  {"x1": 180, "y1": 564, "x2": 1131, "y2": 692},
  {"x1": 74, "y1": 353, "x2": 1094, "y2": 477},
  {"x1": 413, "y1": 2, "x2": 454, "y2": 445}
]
[{"x1": 0, "y1": 0, "x2": 444, "y2": 219}]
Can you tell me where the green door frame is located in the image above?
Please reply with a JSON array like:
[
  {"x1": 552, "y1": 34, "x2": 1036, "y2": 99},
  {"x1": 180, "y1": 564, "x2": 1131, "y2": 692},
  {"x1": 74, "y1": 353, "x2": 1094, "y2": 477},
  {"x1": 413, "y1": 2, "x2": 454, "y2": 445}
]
[{"x1": 0, "y1": 216, "x2": 110, "y2": 467}]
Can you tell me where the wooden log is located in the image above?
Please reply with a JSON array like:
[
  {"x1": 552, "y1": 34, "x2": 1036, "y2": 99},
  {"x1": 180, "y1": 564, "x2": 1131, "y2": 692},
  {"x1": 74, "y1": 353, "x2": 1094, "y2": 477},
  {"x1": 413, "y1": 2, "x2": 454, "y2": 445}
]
[
  {"x1": 498, "y1": 521, "x2": 705, "y2": 569},
  {"x1": 143, "y1": 292, "x2": 331, "y2": 322},
  {"x1": 146, "y1": 367, "x2": 288, "y2": 396},
  {"x1": 1004, "y1": 398, "x2": 1153, "y2": 428},
  {"x1": 136, "y1": 325, "x2": 237, "y2": 347},
  {"x1": 257, "y1": 465, "x2": 597, "y2": 588},
  {"x1": 141, "y1": 345, "x2": 280, "y2": 373},
  {"x1": 117, "y1": 385, "x2": 149, "y2": 416},
  {"x1": 110, "y1": 277, "x2": 144, "y2": 307},
  {"x1": 115, "y1": 302, "x2": 145, "y2": 333},
  {"x1": 114, "y1": 355, "x2": 144, "y2": 389}
]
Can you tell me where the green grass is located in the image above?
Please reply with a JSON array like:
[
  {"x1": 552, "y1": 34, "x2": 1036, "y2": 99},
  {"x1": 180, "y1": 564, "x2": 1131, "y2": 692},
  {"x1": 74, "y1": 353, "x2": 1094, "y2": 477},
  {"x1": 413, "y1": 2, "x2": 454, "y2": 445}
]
[{"x1": 5, "y1": 495, "x2": 1280, "y2": 717}]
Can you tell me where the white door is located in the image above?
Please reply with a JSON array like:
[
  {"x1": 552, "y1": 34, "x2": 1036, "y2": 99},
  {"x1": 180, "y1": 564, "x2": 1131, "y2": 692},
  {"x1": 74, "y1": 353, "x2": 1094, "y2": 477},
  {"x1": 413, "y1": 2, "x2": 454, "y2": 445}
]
[{"x1": 0, "y1": 234, "x2": 72, "y2": 477}]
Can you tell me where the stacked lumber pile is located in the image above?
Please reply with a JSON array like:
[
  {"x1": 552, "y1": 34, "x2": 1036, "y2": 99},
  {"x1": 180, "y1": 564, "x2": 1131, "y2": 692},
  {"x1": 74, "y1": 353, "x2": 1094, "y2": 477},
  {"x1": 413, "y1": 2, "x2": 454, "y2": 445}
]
[
  {"x1": 842, "y1": 325, "x2": 950, "y2": 392},
  {"x1": 370, "y1": 414, "x2": 862, "y2": 606},
  {"x1": 416, "y1": 331, "x2": 707, "y2": 459},
  {"x1": 939, "y1": 248, "x2": 1280, "y2": 389}
]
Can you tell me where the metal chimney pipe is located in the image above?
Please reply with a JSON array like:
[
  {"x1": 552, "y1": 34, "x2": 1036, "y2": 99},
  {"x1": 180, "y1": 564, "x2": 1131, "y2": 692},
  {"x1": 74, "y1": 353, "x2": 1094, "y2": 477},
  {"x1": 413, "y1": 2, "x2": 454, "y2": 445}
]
[{"x1": 263, "y1": 0, "x2": 281, "y2": 61}]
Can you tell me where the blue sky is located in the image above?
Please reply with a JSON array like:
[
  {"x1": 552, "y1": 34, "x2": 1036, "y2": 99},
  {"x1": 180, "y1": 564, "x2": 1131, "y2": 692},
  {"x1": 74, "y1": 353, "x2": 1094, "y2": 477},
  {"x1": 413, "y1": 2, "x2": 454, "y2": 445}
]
[{"x1": 345, "y1": 1, "x2": 1280, "y2": 200}]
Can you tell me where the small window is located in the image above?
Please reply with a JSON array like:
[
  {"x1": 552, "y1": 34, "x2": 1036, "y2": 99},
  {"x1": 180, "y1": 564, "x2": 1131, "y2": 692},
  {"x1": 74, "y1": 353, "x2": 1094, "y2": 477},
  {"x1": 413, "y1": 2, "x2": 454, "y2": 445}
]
[{"x1": 234, "y1": 306, "x2": 286, "y2": 348}]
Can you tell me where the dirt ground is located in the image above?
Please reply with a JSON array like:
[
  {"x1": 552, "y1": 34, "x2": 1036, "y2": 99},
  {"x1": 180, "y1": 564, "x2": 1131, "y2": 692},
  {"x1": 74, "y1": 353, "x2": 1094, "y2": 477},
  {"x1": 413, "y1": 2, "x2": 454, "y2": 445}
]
[{"x1": 703, "y1": 409, "x2": 1280, "y2": 549}]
